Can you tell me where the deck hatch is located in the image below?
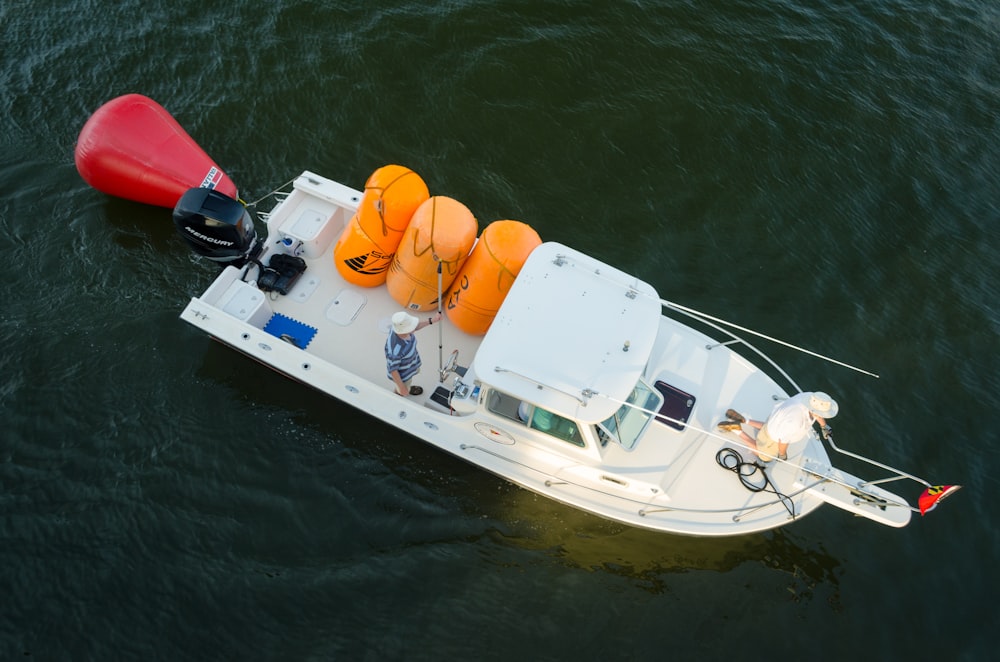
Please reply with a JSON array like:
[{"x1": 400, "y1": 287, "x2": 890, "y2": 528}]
[{"x1": 653, "y1": 381, "x2": 695, "y2": 431}]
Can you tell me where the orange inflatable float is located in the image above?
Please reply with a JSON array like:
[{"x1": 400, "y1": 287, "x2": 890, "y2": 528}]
[
  {"x1": 333, "y1": 165, "x2": 429, "y2": 286},
  {"x1": 445, "y1": 220, "x2": 542, "y2": 335},
  {"x1": 386, "y1": 196, "x2": 478, "y2": 311}
]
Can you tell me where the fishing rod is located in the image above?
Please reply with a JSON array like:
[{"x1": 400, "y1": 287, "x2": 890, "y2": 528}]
[
  {"x1": 435, "y1": 255, "x2": 443, "y2": 375},
  {"x1": 553, "y1": 251, "x2": 877, "y2": 378},
  {"x1": 661, "y1": 298, "x2": 880, "y2": 379},
  {"x1": 433, "y1": 254, "x2": 462, "y2": 383}
]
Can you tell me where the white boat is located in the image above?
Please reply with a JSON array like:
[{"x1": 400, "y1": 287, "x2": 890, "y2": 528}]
[
  {"x1": 177, "y1": 171, "x2": 931, "y2": 536},
  {"x1": 75, "y1": 95, "x2": 959, "y2": 537}
]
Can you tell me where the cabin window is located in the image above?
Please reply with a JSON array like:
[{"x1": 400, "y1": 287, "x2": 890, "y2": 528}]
[
  {"x1": 596, "y1": 378, "x2": 663, "y2": 450},
  {"x1": 486, "y1": 390, "x2": 524, "y2": 422},
  {"x1": 486, "y1": 390, "x2": 585, "y2": 447},
  {"x1": 525, "y1": 406, "x2": 585, "y2": 447}
]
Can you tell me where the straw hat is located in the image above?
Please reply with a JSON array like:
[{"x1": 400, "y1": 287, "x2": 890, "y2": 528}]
[
  {"x1": 808, "y1": 392, "x2": 839, "y2": 419},
  {"x1": 391, "y1": 311, "x2": 419, "y2": 334}
]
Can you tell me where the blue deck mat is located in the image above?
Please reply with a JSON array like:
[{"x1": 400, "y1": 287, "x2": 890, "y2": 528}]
[{"x1": 263, "y1": 313, "x2": 318, "y2": 349}]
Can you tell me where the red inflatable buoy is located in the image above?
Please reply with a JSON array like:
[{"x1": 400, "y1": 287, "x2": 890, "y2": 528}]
[{"x1": 74, "y1": 94, "x2": 237, "y2": 208}]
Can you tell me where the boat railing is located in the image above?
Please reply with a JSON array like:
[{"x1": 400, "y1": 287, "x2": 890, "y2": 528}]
[
  {"x1": 458, "y1": 441, "x2": 807, "y2": 522},
  {"x1": 658, "y1": 298, "x2": 803, "y2": 396},
  {"x1": 821, "y1": 430, "x2": 931, "y2": 491},
  {"x1": 493, "y1": 366, "x2": 589, "y2": 404},
  {"x1": 656, "y1": 298, "x2": 958, "y2": 504}
]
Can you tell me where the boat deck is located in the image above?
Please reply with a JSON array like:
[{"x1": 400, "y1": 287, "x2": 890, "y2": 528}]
[{"x1": 195, "y1": 172, "x2": 485, "y2": 405}]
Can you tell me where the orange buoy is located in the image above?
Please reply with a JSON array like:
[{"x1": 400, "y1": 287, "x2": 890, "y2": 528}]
[
  {"x1": 333, "y1": 165, "x2": 429, "y2": 286},
  {"x1": 445, "y1": 220, "x2": 542, "y2": 335},
  {"x1": 386, "y1": 196, "x2": 478, "y2": 311}
]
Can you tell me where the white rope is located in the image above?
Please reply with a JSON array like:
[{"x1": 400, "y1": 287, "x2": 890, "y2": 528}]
[{"x1": 244, "y1": 177, "x2": 297, "y2": 208}]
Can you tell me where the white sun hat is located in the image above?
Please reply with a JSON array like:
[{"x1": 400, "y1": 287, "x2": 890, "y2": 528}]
[
  {"x1": 391, "y1": 311, "x2": 419, "y2": 334},
  {"x1": 808, "y1": 392, "x2": 839, "y2": 418}
]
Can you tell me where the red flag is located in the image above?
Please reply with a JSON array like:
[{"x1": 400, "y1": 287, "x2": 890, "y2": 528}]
[{"x1": 918, "y1": 485, "x2": 961, "y2": 515}]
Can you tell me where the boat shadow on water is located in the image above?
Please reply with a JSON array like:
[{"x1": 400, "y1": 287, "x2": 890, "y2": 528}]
[
  {"x1": 478, "y1": 487, "x2": 843, "y2": 596},
  {"x1": 196, "y1": 345, "x2": 842, "y2": 601}
]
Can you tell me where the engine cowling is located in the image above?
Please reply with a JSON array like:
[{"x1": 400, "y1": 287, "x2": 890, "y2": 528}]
[{"x1": 172, "y1": 188, "x2": 257, "y2": 263}]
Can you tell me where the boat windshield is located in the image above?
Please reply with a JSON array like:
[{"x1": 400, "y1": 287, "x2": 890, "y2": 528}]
[{"x1": 597, "y1": 378, "x2": 663, "y2": 451}]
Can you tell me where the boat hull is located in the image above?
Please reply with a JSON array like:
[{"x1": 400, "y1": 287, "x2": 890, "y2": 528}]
[{"x1": 178, "y1": 171, "x2": 917, "y2": 536}]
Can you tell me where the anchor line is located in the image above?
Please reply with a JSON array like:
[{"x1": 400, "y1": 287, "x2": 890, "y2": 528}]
[
  {"x1": 716, "y1": 448, "x2": 796, "y2": 518},
  {"x1": 244, "y1": 176, "x2": 297, "y2": 209}
]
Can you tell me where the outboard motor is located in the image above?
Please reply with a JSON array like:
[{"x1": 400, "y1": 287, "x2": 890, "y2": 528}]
[{"x1": 173, "y1": 187, "x2": 259, "y2": 264}]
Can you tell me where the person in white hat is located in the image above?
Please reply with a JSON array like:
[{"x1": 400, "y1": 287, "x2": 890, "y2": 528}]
[
  {"x1": 385, "y1": 310, "x2": 442, "y2": 397},
  {"x1": 718, "y1": 391, "x2": 838, "y2": 462}
]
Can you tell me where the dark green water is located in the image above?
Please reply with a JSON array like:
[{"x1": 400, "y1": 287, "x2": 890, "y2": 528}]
[{"x1": 2, "y1": 0, "x2": 997, "y2": 659}]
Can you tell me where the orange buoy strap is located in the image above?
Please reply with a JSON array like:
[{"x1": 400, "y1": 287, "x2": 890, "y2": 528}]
[{"x1": 366, "y1": 169, "x2": 422, "y2": 238}]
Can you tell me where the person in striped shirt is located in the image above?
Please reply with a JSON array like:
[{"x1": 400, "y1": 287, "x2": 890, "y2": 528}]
[{"x1": 386, "y1": 310, "x2": 441, "y2": 396}]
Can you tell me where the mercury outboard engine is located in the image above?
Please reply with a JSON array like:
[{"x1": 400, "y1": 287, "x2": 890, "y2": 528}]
[{"x1": 172, "y1": 187, "x2": 259, "y2": 264}]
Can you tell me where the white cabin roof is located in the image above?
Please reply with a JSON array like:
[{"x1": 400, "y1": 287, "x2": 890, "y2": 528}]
[{"x1": 472, "y1": 242, "x2": 661, "y2": 423}]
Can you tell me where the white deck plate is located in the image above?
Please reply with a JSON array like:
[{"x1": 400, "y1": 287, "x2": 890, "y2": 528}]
[{"x1": 325, "y1": 289, "x2": 367, "y2": 325}]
